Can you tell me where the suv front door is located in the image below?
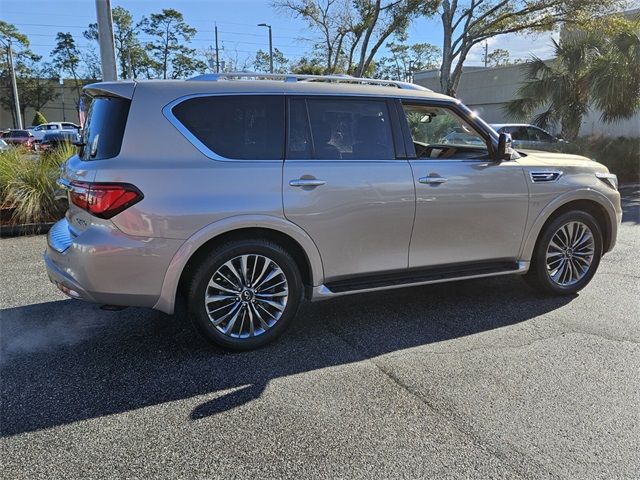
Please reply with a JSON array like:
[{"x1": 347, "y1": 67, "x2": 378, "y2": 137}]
[
  {"x1": 399, "y1": 100, "x2": 529, "y2": 269},
  {"x1": 283, "y1": 96, "x2": 415, "y2": 281}
]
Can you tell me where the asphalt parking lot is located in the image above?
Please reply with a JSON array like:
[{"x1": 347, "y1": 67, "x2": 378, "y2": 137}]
[{"x1": 1, "y1": 186, "x2": 638, "y2": 479}]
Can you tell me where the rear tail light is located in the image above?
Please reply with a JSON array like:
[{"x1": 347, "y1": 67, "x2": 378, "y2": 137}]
[{"x1": 69, "y1": 181, "x2": 143, "y2": 219}]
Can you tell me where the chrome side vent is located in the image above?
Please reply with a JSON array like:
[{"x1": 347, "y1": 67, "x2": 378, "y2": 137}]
[{"x1": 530, "y1": 170, "x2": 562, "y2": 183}]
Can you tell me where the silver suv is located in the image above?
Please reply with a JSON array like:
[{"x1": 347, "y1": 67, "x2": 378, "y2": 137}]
[{"x1": 45, "y1": 73, "x2": 622, "y2": 350}]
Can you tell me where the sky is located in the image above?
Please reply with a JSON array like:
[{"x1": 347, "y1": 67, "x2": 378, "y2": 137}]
[{"x1": 0, "y1": 0, "x2": 562, "y2": 72}]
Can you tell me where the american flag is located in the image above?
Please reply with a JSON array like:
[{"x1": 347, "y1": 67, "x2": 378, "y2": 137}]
[{"x1": 78, "y1": 97, "x2": 86, "y2": 128}]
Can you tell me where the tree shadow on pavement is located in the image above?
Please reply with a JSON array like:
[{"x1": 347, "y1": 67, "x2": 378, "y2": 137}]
[{"x1": 1, "y1": 275, "x2": 574, "y2": 437}]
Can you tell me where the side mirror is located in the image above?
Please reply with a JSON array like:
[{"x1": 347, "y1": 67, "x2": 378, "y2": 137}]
[{"x1": 497, "y1": 132, "x2": 513, "y2": 161}]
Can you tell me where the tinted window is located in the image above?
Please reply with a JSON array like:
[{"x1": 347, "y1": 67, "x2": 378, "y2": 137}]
[
  {"x1": 288, "y1": 98, "x2": 312, "y2": 159},
  {"x1": 12, "y1": 130, "x2": 28, "y2": 138},
  {"x1": 504, "y1": 126, "x2": 528, "y2": 140},
  {"x1": 80, "y1": 96, "x2": 130, "y2": 160},
  {"x1": 527, "y1": 127, "x2": 553, "y2": 142},
  {"x1": 172, "y1": 95, "x2": 284, "y2": 160},
  {"x1": 290, "y1": 97, "x2": 395, "y2": 160}
]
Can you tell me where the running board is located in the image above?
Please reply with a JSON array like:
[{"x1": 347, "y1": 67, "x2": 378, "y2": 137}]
[{"x1": 310, "y1": 261, "x2": 528, "y2": 300}]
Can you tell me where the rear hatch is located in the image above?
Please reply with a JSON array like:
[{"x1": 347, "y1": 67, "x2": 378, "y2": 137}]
[{"x1": 59, "y1": 82, "x2": 135, "y2": 236}]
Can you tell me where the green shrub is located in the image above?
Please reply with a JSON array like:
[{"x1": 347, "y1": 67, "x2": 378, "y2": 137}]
[
  {"x1": 31, "y1": 111, "x2": 47, "y2": 126},
  {"x1": 560, "y1": 136, "x2": 640, "y2": 184},
  {"x1": 0, "y1": 145, "x2": 71, "y2": 225}
]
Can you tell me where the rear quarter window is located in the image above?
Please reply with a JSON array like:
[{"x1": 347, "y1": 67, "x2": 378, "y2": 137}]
[
  {"x1": 170, "y1": 95, "x2": 285, "y2": 160},
  {"x1": 80, "y1": 96, "x2": 130, "y2": 160}
]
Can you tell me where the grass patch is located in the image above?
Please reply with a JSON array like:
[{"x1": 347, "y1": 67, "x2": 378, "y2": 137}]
[{"x1": 0, "y1": 144, "x2": 74, "y2": 225}]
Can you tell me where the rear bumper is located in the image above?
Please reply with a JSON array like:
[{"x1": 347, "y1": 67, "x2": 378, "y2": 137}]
[{"x1": 45, "y1": 218, "x2": 183, "y2": 308}]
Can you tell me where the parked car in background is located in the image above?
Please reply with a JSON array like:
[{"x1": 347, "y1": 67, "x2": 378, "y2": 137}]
[
  {"x1": 29, "y1": 122, "x2": 81, "y2": 141},
  {"x1": 3, "y1": 129, "x2": 36, "y2": 150},
  {"x1": 38, "y1": 131, "x2": 81, "y2": 151},
  {"x1": 46, "y1": 73, "x2": 621, "y2": 351},
  {"x1": 442, "y1": 127, "x2": 486, "y2": 146},
  {"x1": 0, "y1": 139, "x2": 9, "y2": 151},
  {"x1": 491, "y1": 124, "x2": 565, "y2": 150}
]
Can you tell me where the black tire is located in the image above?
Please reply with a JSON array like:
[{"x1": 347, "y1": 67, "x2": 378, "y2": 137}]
[
  {"x1": 524, "y1": 210, "x2": 603, "y2": 295},
  {"x1": 186, "y1": 239, "x2": 303, "y2": 351}
]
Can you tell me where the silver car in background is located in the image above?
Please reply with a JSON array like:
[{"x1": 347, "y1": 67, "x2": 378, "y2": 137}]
[
  {"x1": 491, "y1": 123, "x2": 565, "y2": 150},
  {"x1": 45, "y1": 73, "x2": 622, "y2": 350}
]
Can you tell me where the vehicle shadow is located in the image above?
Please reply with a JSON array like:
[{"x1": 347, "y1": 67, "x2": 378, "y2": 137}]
[
  {"x1": 620, "y1": 185, "x2": 639, "y2": 224},
  {"x1": 1, "y1": 275, "x2": 573, "y2": 437}
]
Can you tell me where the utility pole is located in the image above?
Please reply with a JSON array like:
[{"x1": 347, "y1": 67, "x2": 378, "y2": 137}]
[
  {"x1": 5, "y1": 41, "x2": 23, "y2": 129},
  {"x1": 484, "y1": 40, "x2": 488, "y2": 68},
  {"x1": 258, "y1": 23, "x2": 273, "y2": 74},
  {"x1": 215, "y1": 23, "x2": 220, "y2": 73},
  {"x1": 60, "y1": 77, "x2": 66, "y2": 121},
  {"x1": 95, "y1": 0, "x2": 118, "y2": 81}
]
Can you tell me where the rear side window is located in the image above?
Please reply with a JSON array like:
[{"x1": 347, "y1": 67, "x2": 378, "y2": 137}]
[
  {"x1": 171, "y1": 95, "x2": 285, "y2": 160},
  {"x1": 288, "y1": 97, "x2": 395, "y2": 160},
  {"x1": 80, "y1": 96, "x2": 130, "y2": 160}
]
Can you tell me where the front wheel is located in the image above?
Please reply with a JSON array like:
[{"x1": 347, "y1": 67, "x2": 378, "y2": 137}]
[
  {"x1": 525, "y1": 210, "x2": 603, "y2": 295},
  {"x1": 186, "y1": 240, "x2": 303, "y2": 351}
]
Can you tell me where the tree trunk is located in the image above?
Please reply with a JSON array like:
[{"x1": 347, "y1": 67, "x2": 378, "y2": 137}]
[
  {"x1": 439, "y1": 5, "x2": 454, "y2": 95},
  {"x1": 355, "y1": 0, "x2": 382, "y2": 77},
  {"x1": 448, "y1": 45, "x2": 471, "y2": 97}
]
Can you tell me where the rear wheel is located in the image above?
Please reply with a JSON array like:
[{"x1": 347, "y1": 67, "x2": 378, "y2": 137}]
[
  {"x1": 187, "y1": 240, "x2": 302, "y2": 351},
  {"x1": 525, "y1": 210, "x2": 603, "y2": 295}
]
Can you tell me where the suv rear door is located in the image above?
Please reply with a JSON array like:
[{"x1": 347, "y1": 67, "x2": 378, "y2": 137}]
[
  {"x1": 283, "y1": 96, "x2": 415, "y2": 282},
  {"x1": 398, "y1": 100, "x2": 529, "y2": 269}
]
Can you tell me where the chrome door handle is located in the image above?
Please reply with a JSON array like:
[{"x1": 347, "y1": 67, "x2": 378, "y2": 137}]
[
  {"x1": 289, "y1": 178, "x2": 326, "y2": 187},
  {"x1": 418, "y1": 176, "x2": 448, "y2": 184}
]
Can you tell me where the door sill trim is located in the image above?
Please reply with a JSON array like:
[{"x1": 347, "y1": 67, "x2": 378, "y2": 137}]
[{"x1": 310, "y1": 261, "x2": 529, "y2": 301}]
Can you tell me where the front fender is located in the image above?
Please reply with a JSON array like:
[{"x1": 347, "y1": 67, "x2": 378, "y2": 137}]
[
  {"x1": 153, "y1": 214, "x2": 324, "y2": 314},
  {"x1": 520, "y1": 188, "x2": 620, "y2": 262}
]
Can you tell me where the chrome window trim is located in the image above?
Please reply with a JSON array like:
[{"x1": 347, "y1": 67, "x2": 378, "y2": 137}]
[{"x1": 164, "y1": 91, "x2": 433, "y2": 163}]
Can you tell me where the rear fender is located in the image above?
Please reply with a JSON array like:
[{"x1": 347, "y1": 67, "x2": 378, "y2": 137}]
[{"x1": 153, "y1": 214, "x2": 324, "y2": 314}]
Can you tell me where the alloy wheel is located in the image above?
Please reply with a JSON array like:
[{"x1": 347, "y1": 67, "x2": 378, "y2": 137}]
[
  {"x1": 545, "y1": 221, "x2": 595, "y2": 287},
  {"x1": 204, "y1": 254, "x2": 288, "y2": 338}
]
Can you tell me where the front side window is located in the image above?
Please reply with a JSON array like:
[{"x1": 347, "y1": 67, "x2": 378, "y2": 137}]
[
  {"x1": 172, "y1": 95, "x2": 285, "y2": 160},
  {"x1": 402, "y1": 103, "x2": 488, "y2": 159},
  {"x1": 288, "y1": 97, "x2": 395, "y2": 160}
]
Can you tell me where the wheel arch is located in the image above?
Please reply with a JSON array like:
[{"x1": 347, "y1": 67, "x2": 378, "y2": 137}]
[
  {"x1": 153, "y1": 215, "x2": 324, "y2": 314},
  {"x1": 521, "y1": 190, "x2": 616, "y2": 262}
]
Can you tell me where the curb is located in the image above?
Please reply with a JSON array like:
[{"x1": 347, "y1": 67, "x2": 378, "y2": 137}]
[{"x1": 0, "y1": 222, "x2": 55, "y2": 238}]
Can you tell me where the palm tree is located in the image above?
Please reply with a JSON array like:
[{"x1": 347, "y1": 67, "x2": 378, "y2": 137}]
[
  {"x1": 588, "y1": 25, "x2": 640, "y2": 122},
  {"x1": 505, "y1": 38, "x2": 595, "y2": 141},
  {"x1": 506, "y1": 18, "x2": 640, "y2": 141}
]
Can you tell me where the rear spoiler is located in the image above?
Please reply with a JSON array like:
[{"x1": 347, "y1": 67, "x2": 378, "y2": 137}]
[{"x1": 83, "y1": 81, "x2": 136, "y2": 100}]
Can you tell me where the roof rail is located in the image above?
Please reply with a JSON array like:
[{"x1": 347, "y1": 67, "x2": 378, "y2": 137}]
[{"x1": 187, "y1": 72, "x2": 430, "y2": 91}]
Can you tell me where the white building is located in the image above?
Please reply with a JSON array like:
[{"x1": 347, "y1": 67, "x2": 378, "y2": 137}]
[{"x1": 413, "y1": 64, "x2": 639, "y2": 138}]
